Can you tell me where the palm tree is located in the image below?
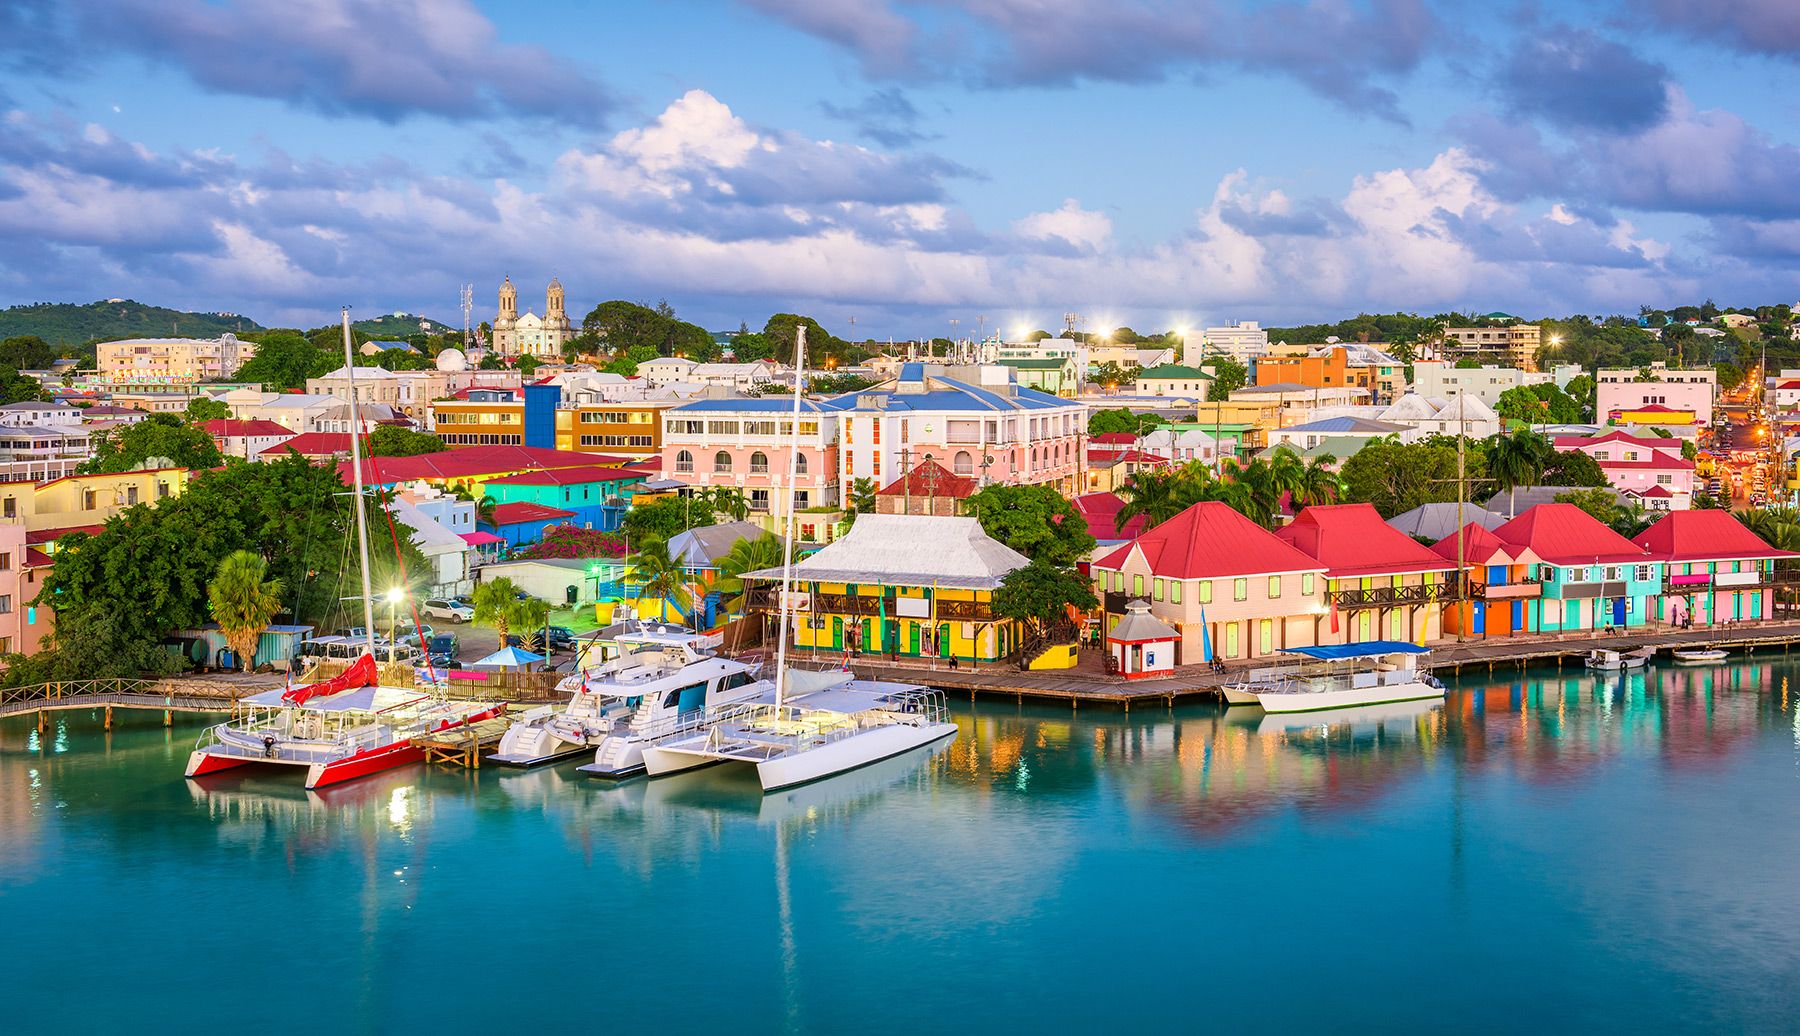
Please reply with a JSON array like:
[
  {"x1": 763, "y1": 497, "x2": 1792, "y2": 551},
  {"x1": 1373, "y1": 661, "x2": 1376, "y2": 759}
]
[
  {"x1": 473, "y1": 495, "x2": 498, "y2": 529},
  {"x1": 1228, "y1": 458, "x2": 1282, "y2": 528},
  {"x1": 1489, "y1": 429, "x2": 1550, "y2": 517},
  {"x1": 847, "y1": 477, "x2": 878, "y2": 516},
  {"x1": 716, "y1": 532, "x2": 784, "y2": 613},
  {"x1": 1291, "y1": 455, "x2": 1343, "y2": 508},
  {"x1": 1267, "y1": 450, "x2": 1306, "y2": 517},
  {"x1": 208, "y1": 550, "x2": 284, "y2": 672},
  {"x1": 1116, "y1": 467, "x2": 1179, "y2": 531},
  {"x1": 627, "y1": 536, "x2": 693, "y2": 622},
  {"x1": 513, "y1": 597, "x2": 552, "y2": 654},
  {"x1": 472, "y1": 577, "x2": 522, "y2": 651}
]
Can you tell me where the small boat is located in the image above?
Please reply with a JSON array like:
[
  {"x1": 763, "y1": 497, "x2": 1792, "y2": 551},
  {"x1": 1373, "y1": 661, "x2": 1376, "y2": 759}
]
[
  {"x1": 1221, "y1": 664, "x2": 1285, "y2": 706},
  {"x1": 1585, "y1": 646, "x2": 1654, "y2": 671},
  {"x1": 489, "y1": 627, "x2": 761, "y2": 772},
  {"x1": 1671, "y1": 648, "x2": 1729, "y2": 665},
  {"x1": 1245, "y1": 641, "x2": 1445, "y2": 714}
]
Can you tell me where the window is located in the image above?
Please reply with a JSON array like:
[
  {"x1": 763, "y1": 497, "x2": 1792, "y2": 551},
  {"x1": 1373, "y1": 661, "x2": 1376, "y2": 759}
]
[
  {"x1": 1154, "y1": 577, "x2": 1165, "y2": 601},
  {"x1": 714, "y1": 451, "x2": 733, "y2": 473},
  {"x1": 82, "y1": 489, "x2": 97, "y2": 510},
  {"x1": 1655, "y1": 474, "x2": 1672, "y2": 485},
  {"x1": 156, "y1": 481, "x2": 170, "y2": 499},
  {"x1": 1198, "y1": 580, "x2": 1212, "y2": 603},
  {"x1": 674, "y1": 450, "x2": 694, "y2": 474},
  {"x1": 0, "y1": 595, "x2": 12, "y2": 614},
  {"x1": 1171, "y1": 581, "x2": 1182, "y2": 603},
  {"x1": 25, "y1": 606, "x2": 34, "y2": 626},
  {"x1": 750, "y1": 451, "x2": 769, "y2": 474},
  {"x1": 1605, "y1": 567, "x2": 1619, "y2": 581},
  {"x1": 953, "y1": 451, "x2": 973, "y2": 475},
  {"x1": 794, "y1": 490, "x2": 810, "y2": 510},
  {"x1": 0, "y1": 552, "x2": 10, "y2": 572},
  {"x1": 1268, "y1": 575, "x2": 1281, "y2": 598},
  {"x1": 1, "y1": 497, "x2": 12, "y2": 518},
  {"x1": 1133, "y1": 574, "x2": 1144, "y2": 596},
  {"x1": 1233, "y1": 578, "x2": 1247, "y2": 602},
  {"x1": 795, "y1": 454, "x2": 808, "y2": 475},
  {"x1": 1303, "y1": 573, "x2": 1315, "y2": 596},
  {"x1": 749, "y1": 489, "x2": 770, "y2": 512},
  {"x1": 1635, "y1": 565, "x2": 1652, "y2": 581}
]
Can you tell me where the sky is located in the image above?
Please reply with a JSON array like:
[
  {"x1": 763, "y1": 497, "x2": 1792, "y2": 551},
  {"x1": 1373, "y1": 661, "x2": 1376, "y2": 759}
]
[{"x1": 3, "y1": 0, "x2": 1800, "y2": 338}]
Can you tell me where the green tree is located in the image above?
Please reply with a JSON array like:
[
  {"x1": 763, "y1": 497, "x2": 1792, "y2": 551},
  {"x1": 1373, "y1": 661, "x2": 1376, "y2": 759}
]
[
  {"x1": 1290, "y1": 454, "x2": 1344, "y2": 508},
  {"x1": 185, "y1": 397, "x2": 231, "y2": 423},
  {"x1": 0, "y1": 335, "x2": 54, "y2": 370},
  {"x1": 1489, "y1": 430, "x2": 1551, "y2": 515},
  {"x1": 1554, "y1": 487, "x2": 1623, "y2": 526},
  {"x1": 472, "y1": 578, "x2": 524, "y2": 651},
  {"x1": 715, "y1": 532, "x2": 784, "y2": 612},
  {"x1": 1092, "y1": 360, "x2": 1136, "y2": 389},
  {"x1": 964, "y1": 484, "x2": 1096, "y2": 568},
  {"x1": 1204, "y1": 358, "x2": 1247, "y2": 401},
  {"x1": 992, "y1": 560, "x2": 1098, "y2": 640},
  {"x1": 1087, "y1": 407, "x2": 1162, "y2": 437},
  {"x1": 235, "y1": 331, "x2": 336, "y2": 390},
  {"x1": 79, "y1": 413, "x2": 224, "y2": 474},
  {"x1": 1541, "y1": 448, "x2": 1608, "y2": 487},
  {"x1": 621, "y1": 495, "x2": 718, "y2": 544},
  {"x1": 704, "y1": 486, "x2": 750, "y2": 522},
  {"x1": 1339, "y1": 436, "x2": 1481, "y2": 518},
  {"x1": 627, "y1": 536, "x2": 693, "y2": 620},
  {"x1": 764, "y1": 313, "x2": 848, "y2": 365},
  {"x1": 604, "y1": 344, "x2": 659, "y2": 377},
  {"x1": 366, "y1": 425, "x2": 448, "y2": 457},
  {"x1": 847, "y1": 477, "x2": 878, "y2": 516},
  {"x1": 207, "y1": 550, "x2": 284, "y2": 672},
  {"x1": 513, "y1": 597, "x2": 553, "y2": 654}
]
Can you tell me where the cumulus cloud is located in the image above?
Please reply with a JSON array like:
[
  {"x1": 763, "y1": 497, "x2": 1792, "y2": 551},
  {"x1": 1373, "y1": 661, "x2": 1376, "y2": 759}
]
[
  {"x1": 743, "y1": 0, "x2": 1437, "y2": 121},
  {"x1": 1497, "y1": 30, "x2": 1670, "y2": 132},
  {"x1": 51, "y1": 0, "x2": 613, "y2": 125},
  {"x1": 0, "y1": 90, "x2": 1727, "y2": 333},
  {"x1": 819, "y1": 88, "x2": 935, "y2": 147}
]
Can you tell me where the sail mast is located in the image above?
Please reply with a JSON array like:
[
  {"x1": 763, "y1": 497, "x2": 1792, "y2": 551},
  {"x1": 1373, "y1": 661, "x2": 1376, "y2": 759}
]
[
  {"x1": 341, "y1": 309, "x2": 377, "y2": 657},
  {"x1": 774, "y1": 326, "x2": 807, "y2": 710}
]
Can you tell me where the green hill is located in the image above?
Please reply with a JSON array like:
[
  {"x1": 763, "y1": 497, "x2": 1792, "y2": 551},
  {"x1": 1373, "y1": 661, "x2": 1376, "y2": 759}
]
[
  {"x1": 352, "y1": 312, "x2": 456, "y2": 338},
  {"x1": 0, "y1": 300, "x2": 265, "y2": 348}
]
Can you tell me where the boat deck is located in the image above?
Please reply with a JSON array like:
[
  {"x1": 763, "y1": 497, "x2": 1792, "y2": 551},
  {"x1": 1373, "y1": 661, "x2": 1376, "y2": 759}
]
[{"x1": 415, "y1": 715, "x2": 514, "y2": 769}]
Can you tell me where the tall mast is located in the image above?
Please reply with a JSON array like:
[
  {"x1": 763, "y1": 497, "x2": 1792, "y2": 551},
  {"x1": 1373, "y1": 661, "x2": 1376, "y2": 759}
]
[
  {"x1": 774, "y1": 326, "x2": 807, "y2": 709},
  {"x1": 342, "y1": 309, "x2": 377, "y2": 657}
]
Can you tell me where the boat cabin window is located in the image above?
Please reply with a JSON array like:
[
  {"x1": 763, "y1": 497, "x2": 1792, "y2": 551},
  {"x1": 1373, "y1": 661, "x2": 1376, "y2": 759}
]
[{"x1": 718, "y1": 671, "x2": 755, "y2": 693}]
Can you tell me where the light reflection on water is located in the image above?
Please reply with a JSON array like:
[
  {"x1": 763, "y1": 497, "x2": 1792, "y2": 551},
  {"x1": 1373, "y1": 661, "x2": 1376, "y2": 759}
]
[{"x1": 5, "y1": 659, "x2": 1800, "y2": 1033}]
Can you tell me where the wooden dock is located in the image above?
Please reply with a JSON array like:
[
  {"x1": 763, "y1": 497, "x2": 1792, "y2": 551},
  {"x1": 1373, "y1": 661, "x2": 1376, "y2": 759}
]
[{"x1": 413, "y1": 715, "x2": 513, "y2": 769}]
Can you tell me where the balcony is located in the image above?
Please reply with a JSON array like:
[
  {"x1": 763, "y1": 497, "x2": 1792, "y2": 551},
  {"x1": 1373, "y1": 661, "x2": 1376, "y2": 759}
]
[
  {"x1": 1473, "y1": 579, "x2": 1541, "y2": 600},
  {"x1": 1331, "y1": 582, "x2": 1454, "y2": 608}
]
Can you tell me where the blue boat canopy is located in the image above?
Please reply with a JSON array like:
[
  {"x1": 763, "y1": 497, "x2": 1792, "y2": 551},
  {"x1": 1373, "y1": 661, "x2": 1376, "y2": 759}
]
[{"x1": 1286, "y1": 641, "x2": 1429, "y2": 661}]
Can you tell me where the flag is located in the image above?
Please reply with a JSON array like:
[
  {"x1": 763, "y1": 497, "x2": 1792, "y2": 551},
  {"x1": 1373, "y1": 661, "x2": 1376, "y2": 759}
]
[
  {"x1": 1200, "y1": 605, "x2": 1213, "y2": 662},
  {"x1": 1329, "y1": 597, "x2": 1340, "y2": 634}
]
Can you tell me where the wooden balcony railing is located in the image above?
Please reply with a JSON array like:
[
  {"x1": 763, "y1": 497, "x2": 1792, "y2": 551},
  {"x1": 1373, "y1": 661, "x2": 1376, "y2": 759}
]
[{"x1": 1331, "y1": 582, "x2": 1455, "y2": 609}]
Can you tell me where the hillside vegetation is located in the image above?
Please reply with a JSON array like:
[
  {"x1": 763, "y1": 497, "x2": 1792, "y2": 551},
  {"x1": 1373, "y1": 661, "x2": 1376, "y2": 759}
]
[{"x1": 0, "y1": 300, "x2": 264, "y2": 348}]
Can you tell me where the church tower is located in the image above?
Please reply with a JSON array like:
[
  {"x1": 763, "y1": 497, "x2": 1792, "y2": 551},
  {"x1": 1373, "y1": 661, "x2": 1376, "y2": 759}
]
[
  {"x1": 544, "y1": 278, "x2": 573, "y2": 354},
  {"x1": 495, "y1": 276, "x2": 519, "y2": 354}
]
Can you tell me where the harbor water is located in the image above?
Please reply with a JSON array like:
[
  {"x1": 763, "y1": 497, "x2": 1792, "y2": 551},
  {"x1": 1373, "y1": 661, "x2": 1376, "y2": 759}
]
[{"x1": 7, "y1": 659, "x2": 1800, "y2": 1034}]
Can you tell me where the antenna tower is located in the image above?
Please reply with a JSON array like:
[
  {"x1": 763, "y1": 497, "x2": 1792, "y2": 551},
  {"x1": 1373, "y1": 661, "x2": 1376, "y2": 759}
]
[{"x1": 460, "y1": 284, "x2": 474, "y2": 348}]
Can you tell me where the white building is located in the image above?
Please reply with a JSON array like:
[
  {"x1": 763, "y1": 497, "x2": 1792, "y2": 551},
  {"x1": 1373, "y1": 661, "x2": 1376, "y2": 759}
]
[
  {"x1": 1201, "y1": 321, "x2": 1270, "y2": 364},
  {"x1": 492, "y1": 277, "x2": 574, "y2": 358},
  {"x1": 637, "y1": 358, "x2": 782, "y2": 392},
  {"x1": 1409, "y1": 361, "x2": 1579, "y2": 408},
  {"x1": 96, "y1": 333, "x2": 256, "y2": 383},
  {"x1": 1136, "y1": 427, "x2": 1221, "y2": 465},
  {"x1": 220, "y1": 391, "x2": 344, "y2": 433}
]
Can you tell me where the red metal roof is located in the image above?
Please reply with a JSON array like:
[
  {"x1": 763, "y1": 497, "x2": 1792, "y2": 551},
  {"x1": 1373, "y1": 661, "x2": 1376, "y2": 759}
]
[
  {"x1": 340, "y1": 445, "x2": 630, "y2": 485},
  {"x1": 26, "y1": 524, "x2": 105, "y2": 544},
  {"x1": 1594, "y1": 453, "x2": 1692, "y2": 471},
  {"x1": 23, "y1": 547, "x2": 53, "y2": 568},
  {"x1": 1094, "y1": 501, "x2": 1324, "y2": 578},
  {"x1": 483, "y1": 465, "x2": 645, "y2": 486},
  {"x1": 1628, "y1": 485, "x2": 1674, "y2": 498},
  {"x1": 1277, "y1": 503, "x2": 1458, "y2": 577},
  {"x1": 1553, "y1": 431, "x2": 1683, "y2": 452},
  {"x1": 1490, "y1": 503, "x2": 1650, "y2": 564},
  {"x1": 1618, "y1": 403, "x2": 1691, "y2": 414},
  {"x1": 488, "y1": 502, "x2": 577, "y2": 525},
  {"x1": 1432, "y1": 523, "x2": 1513, "y2": 565},
  {"x1": 1090, "y1": 432, "x2": 1141, "y2": 445},
  {"x1": 875, "y1": 459, "x2": 977, "y2": 499},
  {"x1": 1087, "y1": 448, "x2": 1170, "y2": 465},
  {"x1": 200, "y1": 419, "x2": 294, "y2": 438},
  {"x1": 1632, "y1": 510, "x2": 1799, "y2": 562},
  {"x1": 1072, "y1": 492, "x2": 1146, "y2": 542},
  {"x1": 260, "y1": 432, "x2": 352, "y2": 457}
]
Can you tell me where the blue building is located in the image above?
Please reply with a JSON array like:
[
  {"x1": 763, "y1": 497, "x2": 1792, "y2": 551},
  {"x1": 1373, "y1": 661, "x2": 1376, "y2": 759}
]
[
  {"x1": 480, "y1": 464, "x2": 643, "y2": 531},
  {"x1": 483, "y1": 502, "x2": 578, "y2": 547}
]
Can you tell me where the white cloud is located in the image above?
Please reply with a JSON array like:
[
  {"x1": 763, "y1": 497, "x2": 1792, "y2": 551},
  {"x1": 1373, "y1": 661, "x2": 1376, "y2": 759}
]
[{"x1": 1013, "y1": 199, "x2": 1112, "y2": 252}]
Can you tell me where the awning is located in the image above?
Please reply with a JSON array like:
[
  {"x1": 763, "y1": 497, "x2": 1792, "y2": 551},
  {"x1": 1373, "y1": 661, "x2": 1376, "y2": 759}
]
[
  {"x1": 460, "y1": 531, "x2": 505, "y2": 546},
  {"x1": 1286, "y1": 641, "x2": 1429, "y2": 661}
]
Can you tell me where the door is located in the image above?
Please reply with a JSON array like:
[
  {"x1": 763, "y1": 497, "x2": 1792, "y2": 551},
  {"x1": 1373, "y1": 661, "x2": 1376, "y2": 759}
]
[
  {"x1": 1613, "y1": 597, "x2": 1627, "y2": 626},
  {"x1": 1224, "y1": 622, "x2": 1240, "y2": 658},
  {"x1": 938, "y1": 623, "x2": 952, "y2": 658},
  {"x1": 1734, "y1": 592, "x2": 1743, "y2": 621},
  {"x1": 1511, "y1": 600, "x2": 1523, "y2": 634},
  {"x1": 1356, "y1": 612, "x2": 1372, "y2": 642},
  {"x1": 831, "y1": 616, "x2": 843, "y2": 650},
  {"x1": 1472, "y1": 602, "x2": 1486, "y2": 636},
  {"x1": 1258, "y1": 619, "x2": 1273, "y2": 656},
  {"x1": 908, "y1": 622, "x2": 919, "y2": 655}
]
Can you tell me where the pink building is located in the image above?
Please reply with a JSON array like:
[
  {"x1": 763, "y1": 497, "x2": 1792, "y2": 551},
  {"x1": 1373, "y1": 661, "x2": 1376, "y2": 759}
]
[
  {"x1": 0, "y1": 522, "x2": 51, "y2": 658},
  {"x1": 1554, "y1": 430, "x2": 1693, "y2": 510},
  {"x1": 660, "y1": 397, "x2": 841, "y2": 524},
  {"x1": 1635, "y1": 510, "x2": 1795, "y2": 625},
  {"x1": 823, "y1": 363, "x2": 1084, "y2": 493}
]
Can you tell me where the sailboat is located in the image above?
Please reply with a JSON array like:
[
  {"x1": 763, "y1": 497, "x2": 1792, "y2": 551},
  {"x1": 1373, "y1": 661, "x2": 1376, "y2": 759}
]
[
  {"x1": 186, "y1": 309, "x2": 503, "y2": 790},
  {"x1": 638, "y1": 326, "x2": 958, "y2": 792}
]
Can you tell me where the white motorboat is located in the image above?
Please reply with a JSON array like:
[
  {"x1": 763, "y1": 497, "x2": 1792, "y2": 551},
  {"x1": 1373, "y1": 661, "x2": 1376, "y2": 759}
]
[
  {"x1": 636, "y1": 324, "x2": 958, "y2": 792},
  {"x1": 1671, "y1": 648, "x2": 1729, "y2": 665},
  {"x1": 490, "y1": 631, "x2": 761, "y2": 772},
  {"x1": 1585, "y1": 646, "x2": 1654, "y2": 671},
  {"x1": 1221, "y1": 665, "x2": 1284, "y2": 706},
  {"x1": 1246, "y1": 641, "x2": 1445, "y2": 714},
  {"x1": 1254, "y1": 697, "x2": 1442, "y2": 737}
]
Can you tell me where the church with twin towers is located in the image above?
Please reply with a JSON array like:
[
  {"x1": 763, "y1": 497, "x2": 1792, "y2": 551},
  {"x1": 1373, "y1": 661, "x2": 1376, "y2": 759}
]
[{"x1": 492, "y1": 276, "x2": 574, "y2": 357}]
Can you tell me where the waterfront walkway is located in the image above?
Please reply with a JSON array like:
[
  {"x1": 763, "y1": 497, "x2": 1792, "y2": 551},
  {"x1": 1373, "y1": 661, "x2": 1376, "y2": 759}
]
[{"x1": 832, "y1": 618, "x2": 1800, "y2": 707}]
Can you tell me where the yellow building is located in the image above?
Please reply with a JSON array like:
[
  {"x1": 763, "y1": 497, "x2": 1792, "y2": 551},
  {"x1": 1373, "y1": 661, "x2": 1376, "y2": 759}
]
[
  {"x1": 741, "y1": 514, "x2": 1031, "y2": 664},
  {"x1": 432, "y1": 399, "x2": 524, "y2": 446},
  {"x1": 7, "y1": 467, "x2": 190, "y2": 540},
  {"x1": 555, "y1": 402, "x2": 671, "y2": 459}
]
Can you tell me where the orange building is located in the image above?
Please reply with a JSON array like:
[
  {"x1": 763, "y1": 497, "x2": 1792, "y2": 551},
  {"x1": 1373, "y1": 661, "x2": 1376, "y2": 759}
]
[{"x1": 1254, "y1": 346, "x2": 1350, "y2": 389}]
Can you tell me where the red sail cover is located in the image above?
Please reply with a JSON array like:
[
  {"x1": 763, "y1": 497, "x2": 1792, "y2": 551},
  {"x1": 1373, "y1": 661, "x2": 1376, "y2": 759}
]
[{"x1": 283, "y1": 653, "x2": 378, "y2": 705}]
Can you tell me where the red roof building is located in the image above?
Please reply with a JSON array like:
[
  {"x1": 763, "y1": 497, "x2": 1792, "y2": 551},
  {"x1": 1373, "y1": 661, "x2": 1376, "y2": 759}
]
[
  {"x1": 1552, "y1": 430, "x2": 1683, "y2": 457},
  {"x1": 1632, "y1": 510, "x2": 1797, "y2": 564},
  {"x1": 200, "y1": 419, "x2": 293, "y2": 439},
  {"x1": 487, "y1": 502, "x2": 577, "y2": 525},
  {"x1": 482, "y1": 465, "x2": 647, "y2": 487},
  {"x1": 1097, "y1": 502, "x2": 1323, "y2": 579},
  {"x1": 1633, "y1": 510, "x2": 1794, "y2": 625},
  {"x1": 875, "y1": 460, "x2": 977, "y2": 516},
  {"x1": 1072, "y1": 492, "x2": 1147, "y2": 544},
  {"x1": 260, "y1": 432, "x2": 353, "y2": 461},
  {"x1": 1489, "y1": 503, "x2": 1649, "y2": 565},
  {"x1": 341, "y1": 445, "x2": 633, "y2": 487},
  {"x1": 1277, "y1": 503, "x2": 1459, "y2": 578}
]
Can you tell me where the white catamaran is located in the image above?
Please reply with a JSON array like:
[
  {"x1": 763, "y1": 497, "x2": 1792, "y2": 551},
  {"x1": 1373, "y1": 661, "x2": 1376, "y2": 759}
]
[
  {"x1": 185, "y1": 309, "x2": 503, "y2": 790},
  {"x1": 489, "y1": 624, "x2": 763, "y2": 772},
  {"x1": 638, "y1": 326, "x2": 958, "y2": 791},
  {"x1": 1223, "y1": 641, "x2": 1445, "y2": 714}
]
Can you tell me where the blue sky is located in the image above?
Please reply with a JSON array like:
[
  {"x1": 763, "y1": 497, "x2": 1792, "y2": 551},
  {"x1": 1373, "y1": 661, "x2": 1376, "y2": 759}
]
[{"x1": 3, "y1": 0, "x2": 1800, "y2": 337}]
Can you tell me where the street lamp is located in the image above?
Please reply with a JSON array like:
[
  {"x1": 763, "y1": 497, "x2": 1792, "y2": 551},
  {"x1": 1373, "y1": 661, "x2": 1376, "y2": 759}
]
[{"x1": 385, "y1": 587, "x2": 404, "y2": 663}]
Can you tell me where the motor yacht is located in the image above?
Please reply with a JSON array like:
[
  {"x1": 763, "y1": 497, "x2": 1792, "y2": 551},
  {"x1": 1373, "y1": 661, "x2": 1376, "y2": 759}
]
[{"x1": 1234, "y1": 641, "x2": 1446, "y2": 714}]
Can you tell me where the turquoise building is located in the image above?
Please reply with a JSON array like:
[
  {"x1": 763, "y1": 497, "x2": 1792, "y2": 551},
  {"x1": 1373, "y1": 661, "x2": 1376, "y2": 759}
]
[
  {"x1": 480, "y1": 464, "x2": 642, "y2": 532},
  {"x1": 1489, "y1": 503, "x2": 1663, "y2": 632}
]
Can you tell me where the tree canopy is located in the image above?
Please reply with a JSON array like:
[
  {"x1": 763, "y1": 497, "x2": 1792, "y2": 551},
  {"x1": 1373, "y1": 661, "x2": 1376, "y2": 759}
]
[
  {"x1": 1088, "y1": 407, "x2": 1163, "y2": 437},
  {"x1": 582, "y1": 300, "x2": 715, "y2": 362},
  {"x1": 620, "y1": 494, "x2": 719, "y2": 544},
  {"x1": 234, "y1": 331, "x2": 339, "y2": 390},
  {"x1": 79, "y1": 413, "x2": 224, "y2": 474},
  {"x1": 992, "y1": 559, "x2": 1098, "y2": 639},
  {"x1": 963, "y1": 484, "x2": 1096, "y2": 568},
  {"x1": 365, "y1": 425, "x2": 448, "y2": 457},
  {"x1": 1204, "y1": 358, "x2": 1247, "y2": 400}
]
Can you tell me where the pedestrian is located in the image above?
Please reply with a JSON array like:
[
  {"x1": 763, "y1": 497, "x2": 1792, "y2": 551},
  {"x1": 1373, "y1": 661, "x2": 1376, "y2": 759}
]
[{"x1": 948, "y1": 655, "x2": 959, "y2": 671}]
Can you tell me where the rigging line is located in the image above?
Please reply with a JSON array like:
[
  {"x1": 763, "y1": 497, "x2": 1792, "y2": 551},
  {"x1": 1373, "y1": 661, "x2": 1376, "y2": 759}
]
[{"x1": 363, "y1": 427, "x2": 439, "y2": 686}]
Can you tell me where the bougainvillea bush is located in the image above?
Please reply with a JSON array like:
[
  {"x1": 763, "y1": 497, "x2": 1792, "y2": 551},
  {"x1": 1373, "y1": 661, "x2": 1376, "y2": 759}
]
[{"x1": 512, "y1": 525, "x2": 627, "y2": 560}]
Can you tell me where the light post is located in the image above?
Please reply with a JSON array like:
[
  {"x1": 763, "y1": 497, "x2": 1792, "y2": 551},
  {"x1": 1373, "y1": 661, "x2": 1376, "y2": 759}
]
[{"x1": 385, "y1": 587, "x2": 404, "y2": 664}]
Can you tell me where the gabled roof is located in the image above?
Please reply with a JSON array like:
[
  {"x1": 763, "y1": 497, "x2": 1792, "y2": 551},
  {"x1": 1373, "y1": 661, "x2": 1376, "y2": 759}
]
[
  {"x1": 741, "y1": 514, "x2": 1028, "y2": 590},
  {"x1": 875, "y1": 459, "x2": 976, "y2": 499},
  {"x1": 26, "y1": 524, "x2": 105, "y2": 544},
  {"x1": 1090, "y1": 432, "x2": 1141, "y2": 445},
  {"x1": 1277, "y1": 503, "x2": 1458, "y2": 577},
  {"x1": 487, "y1": 502, "x2": 577, "y2": 525},
  {"x1": 667, "y1": 520, "x2": 771, "y2": 567},
  {"x1": 1072, "y1": 491, "x2": 1146, "y2": 542},
  {"x1": 1490, "y1": 503, "x2": 1650, "y2": 565},
  {"x1": 1614, "y1": 403, "x2": 1692, "y2": 414},
  {"x1": 1594, "y1": 452, "x2": 1691, "y2": 471},
  {"x1": 1095, "y1": 501, "x2": 1324, "y2": 578},
  {"x1": 1387, "y1": 501, "x2": 1505, "y2": 541},
  {"x1": 1431, "y1": 523, "x2": 1515, "y2": 565},
  {"x1": 202, "y1": 419, "x2": 295, "y2": 438},
  {"x1": 1632, "y1": 510, "x2": 1799, "y2": 563},
  {"x1": 1553, "y1": 430, "x2": 1681, "y2": 452},
  {"x1": 261, "y1": 432, "x2": 352, "y2": 457},
  {"x1": 482, "y1": 465, "x2": 643, "y2": 487},
  {"x1": 1277, "y1": 415, "x2": 1408, "y2": 435}
]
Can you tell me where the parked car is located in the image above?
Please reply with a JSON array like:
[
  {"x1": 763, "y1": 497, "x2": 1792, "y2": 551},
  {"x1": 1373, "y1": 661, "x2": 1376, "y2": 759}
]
[
  {"x1": 425, "y1": 633, "x2": 459, "y2": 669},
  {"x1": 423, "y1": 598, "x2": 475, "y2": 623},
  {"x1": 398, "y1": 625, "x2": 438, "y2": 649},
  {"x1": 543, "y1": 626, "x2": 575, "y2": 651}
]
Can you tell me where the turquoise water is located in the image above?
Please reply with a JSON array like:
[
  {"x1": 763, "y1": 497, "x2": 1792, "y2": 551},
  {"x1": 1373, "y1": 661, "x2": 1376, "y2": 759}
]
[{"x1": 8, "y1": 661, "x2": 1800, "y2": 1034}]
